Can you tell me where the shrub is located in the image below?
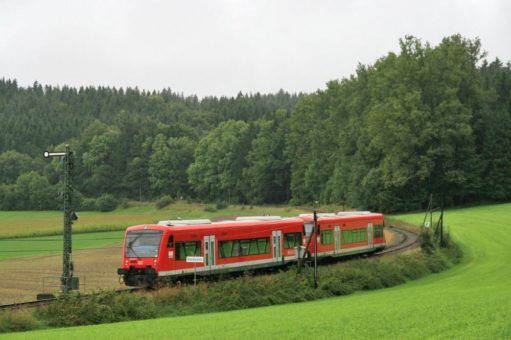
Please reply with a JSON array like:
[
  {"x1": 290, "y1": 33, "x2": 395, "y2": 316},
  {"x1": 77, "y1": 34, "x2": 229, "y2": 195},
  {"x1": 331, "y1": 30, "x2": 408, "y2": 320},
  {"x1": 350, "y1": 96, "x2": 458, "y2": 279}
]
[
  {"x1": 320, "y1": 277, "x2": 355, "y2": 296},
  {"x1": 393, "y1": 253, "x2": 430, "y2": 280},
  {"x1": 203, "y1": 205, "x2": 216, "y2": 213},
  {"x1": 215, "y1": 201, "x2": 228, "y2": 210},
  {"x1": 79, "y1": 197, "x2": 99, "y2": 211},
  {"x1": 39, "y1": 291, "x2": 156, "y2": 327},
  {"x1": 96, "y1": 194, "x2": 118, "y2": 212},
  {"x1": 368, "y1": 260, "x2": 406, "y2": 288},
  {"x1": 119, "y1": 197, "x2": 130, "y2": 209},
  {"x1": 424, "y1": 251, "x2": 449, "y2": 273},
  {"x1": 155, "y1": 195, "x2": 174, "y2": 209},
  {"x1": 419, "y1": 229, "x2": 435, "y2": 254},
  {"x1": 0, "y1": 309, "x2": 40, "y2": 333},
  {"x1": 442, "y1": 238, "x2": 463, "y2": 264}
]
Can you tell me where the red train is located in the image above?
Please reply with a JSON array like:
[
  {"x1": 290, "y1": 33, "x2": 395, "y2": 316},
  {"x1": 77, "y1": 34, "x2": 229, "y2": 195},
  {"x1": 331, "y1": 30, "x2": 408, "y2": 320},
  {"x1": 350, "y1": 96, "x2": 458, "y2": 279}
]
[{"x1": 117, "y1": 212, "x2": 386, "y2": 286}]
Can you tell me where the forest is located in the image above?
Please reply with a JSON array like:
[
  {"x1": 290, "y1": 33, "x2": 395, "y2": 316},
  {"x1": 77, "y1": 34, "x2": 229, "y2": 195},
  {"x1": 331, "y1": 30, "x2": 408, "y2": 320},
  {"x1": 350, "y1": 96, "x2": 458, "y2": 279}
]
[{"x1": 0, "y1": 34, "x2": 510, "y2": 212}]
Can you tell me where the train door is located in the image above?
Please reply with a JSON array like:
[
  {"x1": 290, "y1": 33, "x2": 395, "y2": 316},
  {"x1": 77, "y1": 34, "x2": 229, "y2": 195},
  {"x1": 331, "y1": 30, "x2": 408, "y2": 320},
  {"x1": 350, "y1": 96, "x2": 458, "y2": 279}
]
[
  {"x1": 367, "y1": 223, "x2": 373, "y2": 248},
  {"x1": 272, "y1": 230, "x2": 282, "y2": 262},
  {"x1": 203, "y1": 235, "x2": 216, "y2": 271},
  {"x1": 334, "y1": 225, "x2": 341, "y2": 254}
]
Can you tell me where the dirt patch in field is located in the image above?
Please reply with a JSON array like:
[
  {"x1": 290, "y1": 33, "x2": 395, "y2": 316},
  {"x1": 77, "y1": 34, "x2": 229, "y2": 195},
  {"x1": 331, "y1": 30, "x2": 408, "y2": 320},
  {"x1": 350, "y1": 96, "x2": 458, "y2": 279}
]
[{"x1": 0, "y1": 246, "x2": 124, "y2": 304}]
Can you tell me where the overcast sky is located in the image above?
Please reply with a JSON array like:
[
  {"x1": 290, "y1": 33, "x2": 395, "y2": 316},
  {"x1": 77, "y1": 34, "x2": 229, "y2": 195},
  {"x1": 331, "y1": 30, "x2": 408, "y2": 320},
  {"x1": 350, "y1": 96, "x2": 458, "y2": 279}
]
[{"x1": 1, "y1": 0, "x2": 510, "y2": 98}]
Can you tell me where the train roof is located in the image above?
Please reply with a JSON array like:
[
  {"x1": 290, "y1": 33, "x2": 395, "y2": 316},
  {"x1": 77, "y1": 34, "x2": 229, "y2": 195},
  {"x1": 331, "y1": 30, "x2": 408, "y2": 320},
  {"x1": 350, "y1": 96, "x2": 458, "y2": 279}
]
[
  {"x1": 127, "y1": 216, "x2": 304, "y2": 233},
  {"x1": 157, "y1": 219, "x2": 212, "y2": 226},
  {"x1": 298, "y1": 211, "x2": 383, "y2": 222},
  {"x1": 125, "y1": 211, "x2": 384, "y2": 233},
  {"x1": 298, "y1": 211, "x2": 381, "y2": 216}
]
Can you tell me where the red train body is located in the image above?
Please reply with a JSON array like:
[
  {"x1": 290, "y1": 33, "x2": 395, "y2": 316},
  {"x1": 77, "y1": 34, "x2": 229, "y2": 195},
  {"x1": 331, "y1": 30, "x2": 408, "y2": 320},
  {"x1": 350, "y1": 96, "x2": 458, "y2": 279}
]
[{"x1": 117, "y1": 212, "x2": 385, "y2": 286}]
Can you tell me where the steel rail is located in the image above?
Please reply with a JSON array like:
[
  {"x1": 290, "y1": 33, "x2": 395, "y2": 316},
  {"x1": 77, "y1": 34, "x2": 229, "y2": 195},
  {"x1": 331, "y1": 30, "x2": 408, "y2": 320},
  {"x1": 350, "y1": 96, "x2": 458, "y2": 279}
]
[
  {"x1": 0, "y1": 288, "x2": 142, "y2": 311},
  {"x1": 374, "y1": 226, "x2": 419, "y2": 256}
]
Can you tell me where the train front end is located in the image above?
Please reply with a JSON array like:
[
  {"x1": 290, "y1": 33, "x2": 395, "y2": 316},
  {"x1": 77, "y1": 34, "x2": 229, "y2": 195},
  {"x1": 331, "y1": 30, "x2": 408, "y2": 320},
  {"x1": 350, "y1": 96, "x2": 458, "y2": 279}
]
[{"x1": 117, "y1": 225, "x2": 163, "y2": 287}]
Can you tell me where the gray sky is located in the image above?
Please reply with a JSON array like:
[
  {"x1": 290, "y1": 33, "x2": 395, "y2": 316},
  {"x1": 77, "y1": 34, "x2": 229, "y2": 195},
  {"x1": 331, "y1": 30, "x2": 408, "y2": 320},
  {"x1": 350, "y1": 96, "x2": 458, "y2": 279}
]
[{"x1": 1, "y1": 0, "x2": 510, "y2": 98}]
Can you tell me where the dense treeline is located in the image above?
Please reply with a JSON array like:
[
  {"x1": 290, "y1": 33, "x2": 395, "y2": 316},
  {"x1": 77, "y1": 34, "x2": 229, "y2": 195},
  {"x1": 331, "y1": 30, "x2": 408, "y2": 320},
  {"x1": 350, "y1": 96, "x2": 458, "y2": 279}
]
[
  {"x1": 0, "y1": 34, "x2": 510, "y2": 212},
  {"x1": 288, "y1": 35, "x2": 511, "y2": 211},
  {"x1": 0, "y1": 82, "x2": 300, "y2": 210}
]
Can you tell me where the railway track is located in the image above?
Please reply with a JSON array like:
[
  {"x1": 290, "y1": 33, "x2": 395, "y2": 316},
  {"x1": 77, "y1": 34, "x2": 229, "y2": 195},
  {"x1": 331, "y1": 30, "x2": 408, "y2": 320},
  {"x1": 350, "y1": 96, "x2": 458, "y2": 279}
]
[
  {"x1": 0, "y1": 298, "x2": 56, "y2": 311},
  {"x1": 0, "y1": 288, "x2": 143, "y2": 311},
  {"x1": 375, "y1": 226, "x2": 419, "y2": 256}
]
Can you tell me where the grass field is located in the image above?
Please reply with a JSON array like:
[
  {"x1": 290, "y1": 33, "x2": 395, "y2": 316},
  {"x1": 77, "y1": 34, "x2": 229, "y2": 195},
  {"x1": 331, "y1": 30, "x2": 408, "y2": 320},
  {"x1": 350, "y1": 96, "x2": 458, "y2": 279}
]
[
  {"x1": 0, "y1": 231, "x2": 124, "y2": 261},
  {"x1": 4, "y1": 202, "x2": 509, "y2": 339},
  {"x1": 0, "y1": 202, "x2": 303, "y2": 238}
]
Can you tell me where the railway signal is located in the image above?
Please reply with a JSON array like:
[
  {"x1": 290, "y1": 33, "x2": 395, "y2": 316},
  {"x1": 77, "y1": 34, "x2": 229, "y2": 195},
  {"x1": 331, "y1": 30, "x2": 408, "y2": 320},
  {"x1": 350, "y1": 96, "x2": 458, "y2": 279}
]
[{"x1": 43, "y1": 144, "x2": 79, "y2": 293}]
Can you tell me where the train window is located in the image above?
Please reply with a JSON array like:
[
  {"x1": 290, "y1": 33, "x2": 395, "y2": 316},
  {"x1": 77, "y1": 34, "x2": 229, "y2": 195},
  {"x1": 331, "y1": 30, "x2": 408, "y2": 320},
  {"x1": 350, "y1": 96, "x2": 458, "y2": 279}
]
[
  {"x1": 248, "y1": 240, "x2": 259, "y2": 255},
  {"x1": 320, "y1": 230, "x2": 333, "y2": 245},
  {"x1": 175, "y1": 241, "x2": 201, "y2": 260},
  {"x1": 342, "y1": 230, "x2": 351, "y2": 244},
  {"x1": 220, "y1": 240, "x2": 235, "y2": 258},
  {"x1": 167, "y1": 235, "x2": 174, "y2": 248},
  {"x1": 374, "y1": 225, "x2": 384, "y2": 238},
  {"x1": 125, "y1": 230, "x2": 162, "y2": 258},
  {"x1": 341, "y1": 228, "x2": 367, "y2": 244},
  {"x1": 284, "y1": 232, "x2": 302, "y2": 249},
  {"x1": 219, "y1": 237, "x2": 270, "y2": 258},
  {"x1": 240, "y1": 239, "x2": 251, "y2": 256},
  {"x1": 257, "y1": 238, "x2": 269, "y2": 254}
]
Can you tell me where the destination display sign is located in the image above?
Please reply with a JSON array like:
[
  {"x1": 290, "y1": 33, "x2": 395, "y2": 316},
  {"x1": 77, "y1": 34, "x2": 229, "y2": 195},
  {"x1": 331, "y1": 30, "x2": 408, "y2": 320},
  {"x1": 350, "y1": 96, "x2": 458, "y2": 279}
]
[{"x1": 186, "y1": 256, "x2": 204, "y2": 263}]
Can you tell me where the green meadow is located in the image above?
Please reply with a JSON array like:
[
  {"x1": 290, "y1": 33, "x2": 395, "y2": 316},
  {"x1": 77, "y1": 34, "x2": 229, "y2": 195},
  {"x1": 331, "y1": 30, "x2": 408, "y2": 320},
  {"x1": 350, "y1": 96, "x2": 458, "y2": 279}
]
[
  {"x1": 4, "y1": 202, "x2": 509, "y2": 339},
  {"x1": 0, "y1": 231, "x2": 124, "y2": 261}
]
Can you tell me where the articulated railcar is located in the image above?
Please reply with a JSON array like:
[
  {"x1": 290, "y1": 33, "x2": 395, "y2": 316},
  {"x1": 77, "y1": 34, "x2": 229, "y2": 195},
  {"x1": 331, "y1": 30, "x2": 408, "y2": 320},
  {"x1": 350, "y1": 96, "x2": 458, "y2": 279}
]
[
  {"x1": 117, "y1": 212, "x2": 385, "y2": 287},
  {"x1": 299, "y1": 212, "x2": 385, "y2": 257}
]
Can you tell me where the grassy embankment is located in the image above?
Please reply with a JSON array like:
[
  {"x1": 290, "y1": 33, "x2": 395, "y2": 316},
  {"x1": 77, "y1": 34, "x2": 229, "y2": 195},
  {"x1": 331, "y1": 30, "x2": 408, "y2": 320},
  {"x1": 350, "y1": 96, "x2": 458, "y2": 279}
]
[{"x1": 3, "y1": 202, "x2": 508, "y2": 339}]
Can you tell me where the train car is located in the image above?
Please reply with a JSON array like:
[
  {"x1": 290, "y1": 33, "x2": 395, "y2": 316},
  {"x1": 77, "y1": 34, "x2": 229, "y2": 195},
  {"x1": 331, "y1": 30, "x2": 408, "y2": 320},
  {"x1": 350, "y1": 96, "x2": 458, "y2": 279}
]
[
  {"x1": 117, "y1": 212, "x2": 386, "y2": 287},
  {"x1": 298, "y1": 211, "x2": 386, "y2": 258},
  {"x1": 117, "y1": 216, "x2": 304, "y2": 286}
]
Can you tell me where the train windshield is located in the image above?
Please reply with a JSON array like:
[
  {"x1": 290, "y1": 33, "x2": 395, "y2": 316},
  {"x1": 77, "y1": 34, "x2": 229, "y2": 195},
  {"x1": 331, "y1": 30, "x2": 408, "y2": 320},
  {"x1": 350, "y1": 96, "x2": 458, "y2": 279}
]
[{"x1": 125, "y1": 230, "x2": 162, "y2": 258}]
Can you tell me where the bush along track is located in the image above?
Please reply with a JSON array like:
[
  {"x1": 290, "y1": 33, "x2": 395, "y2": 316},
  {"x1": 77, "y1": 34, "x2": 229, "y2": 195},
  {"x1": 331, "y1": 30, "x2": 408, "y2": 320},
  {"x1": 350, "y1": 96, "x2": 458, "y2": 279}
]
[{"x1": 0, "y1": 229, "x2": 461, "y2": 333}]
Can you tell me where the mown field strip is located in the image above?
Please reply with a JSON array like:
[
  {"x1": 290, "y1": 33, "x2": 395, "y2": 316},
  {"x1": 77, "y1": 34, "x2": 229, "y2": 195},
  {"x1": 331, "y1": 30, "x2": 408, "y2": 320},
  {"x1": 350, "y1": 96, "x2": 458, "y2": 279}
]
[
  {"x1": 0, "y1": 231, "x2": 124, "y2": 261},
  {"x1": 3, "y1": 203, "x2": 510, "y2": 339}
]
